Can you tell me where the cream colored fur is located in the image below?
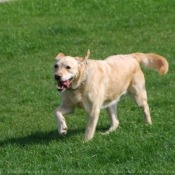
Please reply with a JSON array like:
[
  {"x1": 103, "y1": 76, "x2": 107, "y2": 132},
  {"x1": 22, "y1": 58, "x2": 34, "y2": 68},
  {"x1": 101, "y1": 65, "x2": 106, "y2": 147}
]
[{"x1": 54, "y1": 50, "x2": 169, "y2": 142}]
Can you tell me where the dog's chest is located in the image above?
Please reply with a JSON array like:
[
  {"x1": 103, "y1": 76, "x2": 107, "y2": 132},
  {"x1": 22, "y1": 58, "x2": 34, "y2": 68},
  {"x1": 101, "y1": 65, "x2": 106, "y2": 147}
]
[{"x1": 66, "y1": 91, "x2": 84, "y2": 108}]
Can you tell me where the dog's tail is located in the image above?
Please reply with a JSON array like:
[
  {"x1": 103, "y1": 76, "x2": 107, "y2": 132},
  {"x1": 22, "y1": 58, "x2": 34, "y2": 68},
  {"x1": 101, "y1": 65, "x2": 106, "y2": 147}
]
[{"x1": 133, "y1": 53, "x2": 169, "y2": 74}]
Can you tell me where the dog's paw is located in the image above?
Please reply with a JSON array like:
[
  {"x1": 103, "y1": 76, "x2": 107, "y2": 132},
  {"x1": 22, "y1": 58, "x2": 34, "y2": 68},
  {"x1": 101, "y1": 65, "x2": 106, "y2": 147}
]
[
  {"x1": 60, "y1": 128, "x2": 67, "y2": 135},
  {"x1": 58, "y1": 125, "x2": 68, "y2": 135},
  {"x1": 83, "y1": 136, "x2": 93, "y2": 142},
  {"x1": 102, "y1": 124, "x2": 119, "y2": 135},
  {"x1": 145, "y1": 120, "x2": 152, "y2": 125}
]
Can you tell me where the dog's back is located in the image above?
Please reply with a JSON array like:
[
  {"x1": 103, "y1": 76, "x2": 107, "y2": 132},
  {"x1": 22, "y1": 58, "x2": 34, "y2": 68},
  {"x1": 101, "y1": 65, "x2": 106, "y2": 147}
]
[{"x1": 105, "y1": 53, "x2": 168, "y2": 74}]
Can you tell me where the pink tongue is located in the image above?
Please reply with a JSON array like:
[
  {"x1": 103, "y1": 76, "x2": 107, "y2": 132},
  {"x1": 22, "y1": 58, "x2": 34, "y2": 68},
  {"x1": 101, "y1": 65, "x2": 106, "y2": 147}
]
[{"x1": 62, "y1": 80, "x2": 70, "y2": 88}]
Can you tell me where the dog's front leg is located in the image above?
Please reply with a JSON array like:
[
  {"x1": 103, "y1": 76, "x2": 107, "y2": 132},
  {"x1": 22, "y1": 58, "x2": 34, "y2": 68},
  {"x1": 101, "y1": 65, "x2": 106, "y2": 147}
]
[
  {"x1": 54, "y1": 104, "x2": 74, "y2": 135},
  {"x1": 83, "y1": 108, "x2": 100, "y2": 142}
]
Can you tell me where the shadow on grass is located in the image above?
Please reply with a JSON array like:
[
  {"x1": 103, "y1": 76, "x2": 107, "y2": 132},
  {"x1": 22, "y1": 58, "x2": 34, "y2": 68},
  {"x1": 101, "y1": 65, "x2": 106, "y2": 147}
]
[{"x1": 0, "y1": 128, "x2": 85, "y2": 147}]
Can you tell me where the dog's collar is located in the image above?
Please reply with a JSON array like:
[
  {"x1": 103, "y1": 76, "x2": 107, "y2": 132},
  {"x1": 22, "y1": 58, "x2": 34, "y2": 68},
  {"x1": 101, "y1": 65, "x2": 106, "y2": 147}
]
[{"x1": 68, "y1": 61, "x2": 88, "y2": 91}]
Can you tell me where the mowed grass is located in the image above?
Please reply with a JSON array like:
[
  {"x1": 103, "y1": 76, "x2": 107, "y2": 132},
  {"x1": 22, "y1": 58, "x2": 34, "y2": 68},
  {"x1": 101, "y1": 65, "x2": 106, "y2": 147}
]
[{"x1": 0, "y1": 0, "x2": 175, "y2": 174}]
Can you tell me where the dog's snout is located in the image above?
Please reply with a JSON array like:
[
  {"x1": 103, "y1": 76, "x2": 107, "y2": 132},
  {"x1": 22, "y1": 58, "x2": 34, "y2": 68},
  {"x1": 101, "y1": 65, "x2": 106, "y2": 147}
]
[{"x1": 55, "y1": 74, "x2": 61, "y2": 81}]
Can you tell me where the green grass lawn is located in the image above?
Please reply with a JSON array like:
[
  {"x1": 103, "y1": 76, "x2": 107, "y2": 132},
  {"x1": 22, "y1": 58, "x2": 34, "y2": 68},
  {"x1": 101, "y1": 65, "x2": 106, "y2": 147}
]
[{"x1": 0, "y1": 0, "x2": 175, "y2": 174}]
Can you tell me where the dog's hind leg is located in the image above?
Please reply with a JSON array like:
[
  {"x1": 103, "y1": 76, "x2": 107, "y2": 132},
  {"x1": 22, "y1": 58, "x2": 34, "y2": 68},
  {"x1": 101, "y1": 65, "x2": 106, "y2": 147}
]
[
  {"x1": 103, "y1": 104, "x2": 119, "y2": 135},
  {"x1": 128, "y1": 71, "x2": 152, "y2": 124},
  {"x1": 55, "y1": 104, "x2": 75, "y2": 135}
]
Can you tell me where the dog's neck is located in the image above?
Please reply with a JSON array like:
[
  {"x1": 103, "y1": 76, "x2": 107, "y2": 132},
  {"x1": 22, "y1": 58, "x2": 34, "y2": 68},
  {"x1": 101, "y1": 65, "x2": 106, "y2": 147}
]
[{"x1": 68, "y1": 61, "x2": 88, "y2": 91}]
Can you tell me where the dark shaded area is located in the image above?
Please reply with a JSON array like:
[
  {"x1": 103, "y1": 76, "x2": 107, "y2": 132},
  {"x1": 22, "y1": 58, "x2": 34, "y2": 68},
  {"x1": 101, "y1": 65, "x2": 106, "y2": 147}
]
[{"x1": 0, "y1": 128, "x2": 85, "y2": 147}]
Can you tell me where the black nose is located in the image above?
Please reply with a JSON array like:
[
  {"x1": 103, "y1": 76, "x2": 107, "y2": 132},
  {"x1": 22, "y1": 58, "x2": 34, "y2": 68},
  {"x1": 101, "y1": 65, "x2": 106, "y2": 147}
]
[{"x1": 55, "y1": 74, "x2": 61, "y2": 81}]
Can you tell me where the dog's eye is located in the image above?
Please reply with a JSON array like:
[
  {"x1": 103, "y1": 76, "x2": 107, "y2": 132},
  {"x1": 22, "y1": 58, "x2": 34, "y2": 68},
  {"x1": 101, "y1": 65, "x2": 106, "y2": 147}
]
[
  {"x1": 54, "y1": 64, "x2": 58, "y2": 69},
  {"x1": 66, "y1": 66, "x2": 71, "y2": 69}
]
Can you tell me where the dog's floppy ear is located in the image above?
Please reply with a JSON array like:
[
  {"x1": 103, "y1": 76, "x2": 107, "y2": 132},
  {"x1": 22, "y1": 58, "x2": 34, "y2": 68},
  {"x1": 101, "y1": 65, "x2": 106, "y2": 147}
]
[
  {"x1": 82, "y1": 49, "x2": 90, "y2": 61},
  {"x1": 55, "y1": 53, "x2": 65, "y2": 60}
]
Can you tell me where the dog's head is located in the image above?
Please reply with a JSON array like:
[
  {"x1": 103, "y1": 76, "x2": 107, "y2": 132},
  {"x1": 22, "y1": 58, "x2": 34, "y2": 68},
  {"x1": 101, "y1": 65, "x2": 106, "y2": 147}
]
[{"x1": 54, "y1": 49, "x2": 90, "y2": 91}]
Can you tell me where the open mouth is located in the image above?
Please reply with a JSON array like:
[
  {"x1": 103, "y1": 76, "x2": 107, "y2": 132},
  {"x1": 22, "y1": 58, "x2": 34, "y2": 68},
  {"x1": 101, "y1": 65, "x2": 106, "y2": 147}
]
[{"x1": 57, "y1": 78, "x2": 73, "y2": 91}]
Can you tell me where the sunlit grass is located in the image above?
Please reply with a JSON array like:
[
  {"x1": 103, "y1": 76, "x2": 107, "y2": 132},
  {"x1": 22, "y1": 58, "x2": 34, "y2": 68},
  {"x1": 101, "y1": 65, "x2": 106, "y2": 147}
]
[{"x1": 0, "y1": 0, "x2": 175, "y2": 174}]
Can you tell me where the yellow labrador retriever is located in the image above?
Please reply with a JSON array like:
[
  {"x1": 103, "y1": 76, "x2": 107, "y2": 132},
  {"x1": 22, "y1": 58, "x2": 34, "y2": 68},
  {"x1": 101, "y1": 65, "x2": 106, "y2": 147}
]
[{"x1": 53, "y1": 50, "x2": 168, "y2": 141}]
